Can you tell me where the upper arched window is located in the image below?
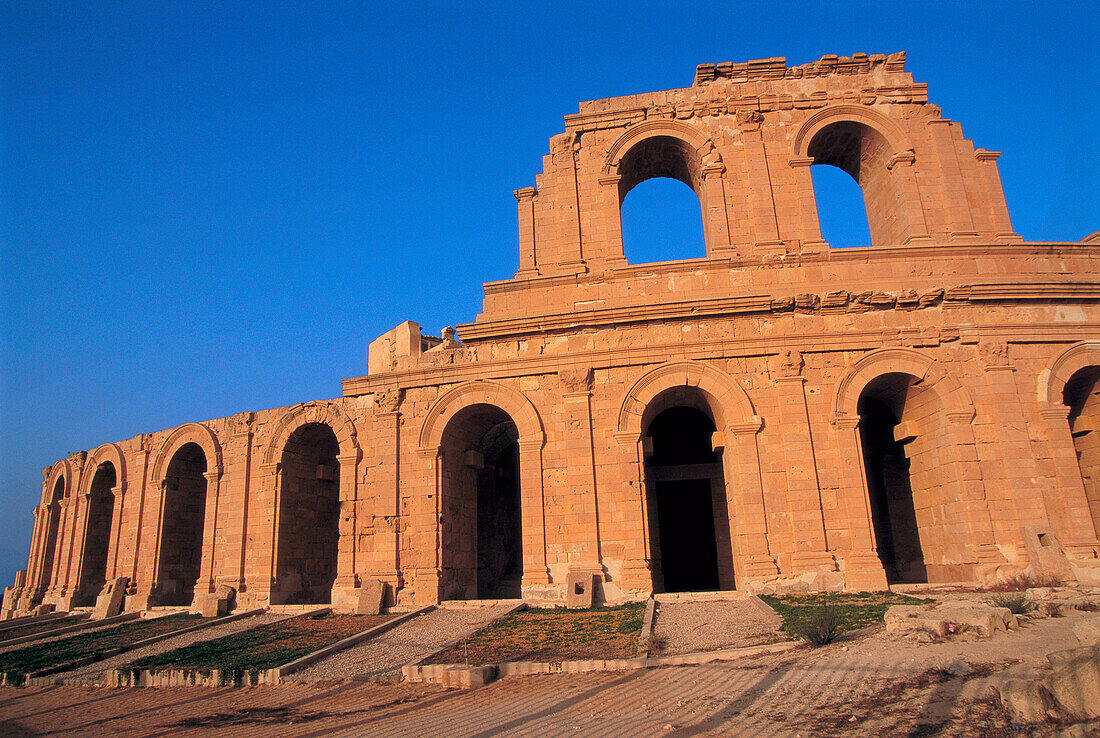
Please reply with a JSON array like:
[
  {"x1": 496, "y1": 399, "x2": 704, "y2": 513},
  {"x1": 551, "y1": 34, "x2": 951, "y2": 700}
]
[
  {"x1": 807, "y1": 120, "x2": 904, "y2": 248},
  {"x1": 617, "y1": 135, "x2": 707, "y2": 264}
]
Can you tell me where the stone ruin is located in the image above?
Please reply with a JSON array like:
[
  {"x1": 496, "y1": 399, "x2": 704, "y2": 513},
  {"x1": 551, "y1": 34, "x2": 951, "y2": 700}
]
[{"x1": 4, "y1": 52, "x2": 1100, "y2": 618}]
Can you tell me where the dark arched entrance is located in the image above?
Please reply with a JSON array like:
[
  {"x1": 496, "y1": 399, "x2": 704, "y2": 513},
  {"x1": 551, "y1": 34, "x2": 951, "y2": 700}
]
[
  {"x1": 275, "y1": 423, "x2": 340, "y2": 604},
  {"x1": 1064, "y1": 365, "x2": 1100, "y2": 537},
  {"x1": 440, "y1": 404, "x2": 522, "y2": 600},
  {"x1": 156, "y1": 443, "x2": 207, "y2": 605},
  {"x1": 77, "y1": 462, "x2": 116, "y2": 605},
  {"x1": 643, "y1": 400, "x2": 733, "y2": 593}
]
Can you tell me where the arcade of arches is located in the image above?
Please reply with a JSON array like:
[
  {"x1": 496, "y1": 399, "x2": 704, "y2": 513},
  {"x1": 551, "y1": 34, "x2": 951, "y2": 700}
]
[{"x1": 6, "y1": 53, "x2": 1100, "y2": 617}]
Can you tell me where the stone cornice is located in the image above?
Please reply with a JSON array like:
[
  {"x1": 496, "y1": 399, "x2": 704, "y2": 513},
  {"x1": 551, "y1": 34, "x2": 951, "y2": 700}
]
[{"x1": 341, "y1": 322, "x2": 1100, "y2": 397}]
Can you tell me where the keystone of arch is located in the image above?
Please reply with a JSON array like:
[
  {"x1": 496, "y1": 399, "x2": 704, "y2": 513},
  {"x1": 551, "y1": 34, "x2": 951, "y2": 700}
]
[
  {"x1": 832, "y1": 347, "x2": 974, "y2": 421},
  {"x1": 603, "y1": 119, "x2": 717, "y2": 176},
  {"x1": 43, "y1": 459, "x2": 72, "y2": 505},
  {"x1": 791, "y1": 104, "x2": 914, "y2": 160},
  {"x1": 261, "y1": 401, "x2": 361, "y2": 466},
  {"x1": 1040, "y1": 340, "x2": 1100, "y2": 405},
  {"x1": 151, "y1": 422, "x2": 223, "y2": 482},
  {"x1": 616, "y1": 360, "x2": 758, "y2": 438},
  {"x1": 78, "y1": 442, "x2": 126, "y2": 497},
  {"x1": 418, "y1": 380, "x2": 544, "y2": 451}
]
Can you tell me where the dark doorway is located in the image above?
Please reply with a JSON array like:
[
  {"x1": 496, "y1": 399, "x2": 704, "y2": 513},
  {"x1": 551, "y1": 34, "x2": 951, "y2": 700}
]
[
  {"x1": 1064, "y1": 366, "x2": 1100, "y2": 537},
  {"x1": 858, "y1": 375, "x2": 927, "y2": 583},
  {"x1": 77, "y1": 462, "x2": 116, "y2": 605},
  {"x1": 644, "y1": 405, "x2": 730, "y2": 592},
  {"x1": 276, "y1": 423, "x2": 340, "y2": 604},
  {"x1": 441, "y1": 404, "x2": 522, "y2": 600},
  {"x1": 157, "y1": 443, "x2": 207, "y2": 605}
]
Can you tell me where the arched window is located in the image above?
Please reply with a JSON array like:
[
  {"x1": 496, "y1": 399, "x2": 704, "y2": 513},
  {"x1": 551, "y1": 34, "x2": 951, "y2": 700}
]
[
  {"x1": 617, "y1": 135, "x2": 707, "y2": 264},
  {"x1": 807, "y1": 120, "x2": 905, "y2": 248},
  {"x1": 810, "y1": 164, "x2": 872, "y2": 248},
  {"x1": 621, "y1": 177, "x2": 706, "y2": 264}
]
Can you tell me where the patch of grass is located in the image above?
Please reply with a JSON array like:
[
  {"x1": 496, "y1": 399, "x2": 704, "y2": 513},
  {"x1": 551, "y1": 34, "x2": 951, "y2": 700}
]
[
  {"x1": 128, "y1": 613, "x2": 391, "y2": 675},
  {"x1": 424, "y1": 602, "x2": 646, "y2": 666},
  {"x1": 0, "y1": 615, "x2": 86, "y2": 643},
  {"x1": 985, "y1": 572, "x2": 1061, "y2": 592},
  {"x1": 761, "y1": 591, "x2": 935, "y2": 640},
  {"x1": 0, "y1": 614, "x2": 200, "y2": 685},
  {"x1": 792, "y1": 599, "x2": 844, "y2": 646},
  {"x1": 989, "y1": 592, "x2": 1034, "y2": 615}
]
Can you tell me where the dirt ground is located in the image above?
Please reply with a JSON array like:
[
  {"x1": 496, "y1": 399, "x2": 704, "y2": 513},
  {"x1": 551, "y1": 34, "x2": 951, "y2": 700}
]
[{"x1": 0, "y1": 604, "x2": 1095, "y2": 736}]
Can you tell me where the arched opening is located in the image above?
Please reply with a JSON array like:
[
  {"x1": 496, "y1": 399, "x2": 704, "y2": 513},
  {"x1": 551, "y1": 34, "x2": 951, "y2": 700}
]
[
  {"x1": 642, "y1": 390, "x2": 734, "y2": 593},
  {"x1": 76, "y1": 462, "x2": 116, "y2": 606},
  {"x1": 156, "y1": 443, "x2": 207, "y2": 605},
  {"x1": 858, "y1": 373, "x2": 962, "y2": 583},
  {"x1": 1064, "y1": 365, "x2": 1100, "y2": 537},
  {"x1": 617, "y1": 135, "x2": 706, "y2": 264},
  {"x1": 275, "y1": 423, "x2": 340, "y2": 605},
  {"x1": 38, "y1": 477, "x2": 65, "y2": 592},
  {"x1": 440, "y1": 404, "x2": 522, "y2": 600},
  {"x1": 810, "y1": 165, "x2": 872, "y2": 248},
  {"x1": 807, "y1": 121, "x2": 905, "y2": 248},
  {"x1": 621, "y1": 177, "x2": 706, "y2": 264}
]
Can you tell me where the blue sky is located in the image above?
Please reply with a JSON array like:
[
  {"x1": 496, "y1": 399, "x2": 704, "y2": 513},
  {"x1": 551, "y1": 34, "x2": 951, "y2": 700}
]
[{"x1": 1, "y1": 2, "x2": 1097, "y2": 583}]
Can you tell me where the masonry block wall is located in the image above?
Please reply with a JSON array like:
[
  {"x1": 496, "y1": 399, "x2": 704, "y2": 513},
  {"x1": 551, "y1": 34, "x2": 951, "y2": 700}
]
[{"x1": 5, "y1": 53, "x2": 1100, "y2": 617}]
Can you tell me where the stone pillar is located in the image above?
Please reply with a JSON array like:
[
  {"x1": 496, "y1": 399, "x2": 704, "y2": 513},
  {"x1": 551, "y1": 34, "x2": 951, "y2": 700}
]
[
  {"x1": 940, "y1": 408, "x2": 1005, "y2": 574},
  {"x1": 701, "y1": 163, "x2": 732, "y2": 255},
  {"x1": 786, "y1": 156, "x2": 828, "y2": 252},
  {"x1": 559, "y1": 368, "x2": 603, "y2": 578},
  {"x1": 518, "y1": 439, "x2": 551, "y2": 593},
  {"x1": 1038, "y1": 403, "x2": 1100, "y2": 557},
  {"x1": 723, "y1": 418, "x2": 780, "y2": 581},
  {"x1": 331, "y1": 450, "x2": 362, "y2": 604},
  {"x1": 597, "y1": 175, "x2": 628, "y2": 268},
  {"x1": 889, "y1": 153, "x2": 933, "y2": 244},
  {"x1": 611, "y1": 431, "x2": 654, "y2": 593},
  {"x1": 107, "y1": 483, "x2": 126, "y2": 581},
  {"x1": 370, "y1": 393, "x2": 402, "y2": 587},
  {"x1": 832, "y1": 414, "x2": 889, "y2": 589},
  {"x1": 194, "y1": 469, "x2": 222, "y2": 601},
  {"x1": 773, "y1": 370, "x2": 835, "y2": 574},
  {"x1": 926, "y1": 119, "x2": 979, "y2": 241},
  {"x1": 513, "y1": 187, "x2": 539, "y2": 277},
  {"x1": 973, "y1": 149, "x2": 1019, "y2": 241}
]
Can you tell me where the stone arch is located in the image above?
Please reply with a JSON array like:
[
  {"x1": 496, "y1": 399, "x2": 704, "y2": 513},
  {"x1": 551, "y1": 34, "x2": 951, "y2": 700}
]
[
  {"x1": 793, "y1": 106, "x2": 923, "y2": 248},
  {"x1": 1040, "y1": 341, "x2": 1100, "y2": 405},
  {"x1": 618, "y1": 361, "x2": 758, "y2": 439},
  {"x1": 791, "y1": 105, "x2": 913, "y2": 160},
  {"x1": 833, "y1": 348, "x2": 974, "y2": 422},
  {"x1": 419, "y1": 381, "x2": 544, "y2": 451},
  {"x1": 43, "y1": 459, "x2": 71, "y2": 505},
  {"x1": 616, "y1": 361, "x2": 773, "y2": 590},
  {"x1": 604, "y1": 119, "x2": 715, "y2": 176},
  {"x1": 262, "y1": 402, "x2": 361, "y2": 466},
  {"x1": 152, "y1": 422, "x2": 223, "y2": 482},
  {"x1": 78, "y1": 443, "x2": 126, "y2": 497}
]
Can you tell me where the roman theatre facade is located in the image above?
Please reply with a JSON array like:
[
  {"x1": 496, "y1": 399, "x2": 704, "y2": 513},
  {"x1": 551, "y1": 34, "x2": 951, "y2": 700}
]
[{"x1": 5, "y1": 53, "x2": 1100, "y2": 616}]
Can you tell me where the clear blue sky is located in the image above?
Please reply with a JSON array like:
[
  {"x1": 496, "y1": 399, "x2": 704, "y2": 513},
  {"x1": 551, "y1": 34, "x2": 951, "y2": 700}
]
[{"x1": 2, "y1": 2, "x2": 1097, "y2": 583}]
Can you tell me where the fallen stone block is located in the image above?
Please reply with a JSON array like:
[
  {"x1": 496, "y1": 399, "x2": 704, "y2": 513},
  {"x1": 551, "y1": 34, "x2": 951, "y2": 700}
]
[
  {"x1": 565, "y1": 573, "x2": 596, "y2": 609},
  {"x1": 93, "y1": 577, "x2": 129, "y2": 619},
  {"x1": 355, "y1": 579, "x2": 386, "y2": 615},
  {"x1": 998, "y1": 644, "x2": 1100, "y2": 724},
  {"x1": 1074, "y1": 615, "x2": 1100, "y2": 647}
]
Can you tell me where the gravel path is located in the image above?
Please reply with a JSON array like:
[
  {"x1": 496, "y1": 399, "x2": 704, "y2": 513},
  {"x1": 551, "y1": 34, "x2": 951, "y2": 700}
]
[
  {"x1": 289, "y1": 602, "x2": 517, "y2": 682},
  {"x1": 652, "y1": 598, "x2": 787, "y2": 654},
  {"x1": 51, "y1": 612, "x2": 288, "y2": 686}
]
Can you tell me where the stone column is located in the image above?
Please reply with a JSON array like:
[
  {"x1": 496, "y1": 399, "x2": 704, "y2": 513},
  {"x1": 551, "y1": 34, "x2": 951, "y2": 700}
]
[
  {"x1": 598, "y1": 175, "x2": 627, "y2": 268},
  {"x1": 772, "y1": 358, "x2": 835, "y2": 574},
  {"x1": 832, "y1": 414, "x2": 889, "y2": 589},
  {"x1": 723, "y1": 417, "x2": 780, "y2": 581},
  {"x1": 1038, "y1": 403, "x2": 1100, "y2": 557},
  {"x1": 926, "y1": 118, "x2": 979, "y2": 241},
  {"x1": 332, "y1": 449, "x2": 362, "y2": 604},
  {"x1": 786, "y1": 156, "x2": 828, "y2": 252},
  {"x1": 107, "y1": 483, "x2": 126, "y2": 581},
  {"x1": 700, "y1": 163, "x2": 732, "y2": 255},
  {"x1": 513, "y1": 187, "x2": 539, "y2": 277},
  {"x1": 518, "y1": 439, "x2": 551, "y2": 593},
  {"x1": 559, "y1": 368, "x2": 603, "y2": 578},
  {"x1": 194, "y1": 469, "x2": 223, "y2": 600},
  {"x1": 973, "y1": 149, "x2": 1018, "y2": 241},
  {"x1": 613, "y1": 431, "x2": 654, "y2": 593},
  {"x1": 370, "y1": 390, "x2": 402, "y2": 587},
  {"x1": 888, "y1": 153, "x2": 933, "y2": 244}
]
